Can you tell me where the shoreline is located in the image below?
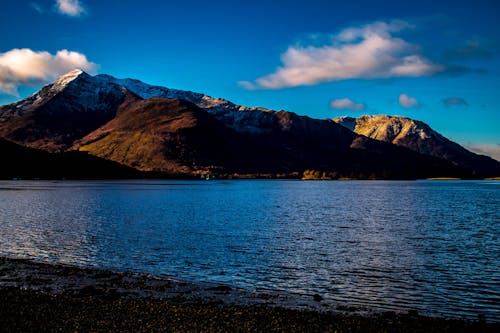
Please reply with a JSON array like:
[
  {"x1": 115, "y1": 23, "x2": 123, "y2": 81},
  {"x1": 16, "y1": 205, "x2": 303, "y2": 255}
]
[
  {"x1": 1, "y1": 177, "x2": 499, "y2": 183},
  {"x1": 1, "y1": 257, "x2": 497, "y2": 332}
]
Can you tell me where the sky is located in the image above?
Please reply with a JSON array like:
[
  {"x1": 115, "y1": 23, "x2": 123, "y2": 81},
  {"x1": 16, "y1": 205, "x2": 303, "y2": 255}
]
[{"x1": 1, "y1": 0, "x2": 499, "y2": 159}]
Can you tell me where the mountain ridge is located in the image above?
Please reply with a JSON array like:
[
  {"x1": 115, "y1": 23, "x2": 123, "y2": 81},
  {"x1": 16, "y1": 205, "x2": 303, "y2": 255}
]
[
  {"x1": 334, "y1": 115, "x2": 499, "y2": 176},
  {"x1": 0, "y1": 70, "x2": 498, "y2": 179}
]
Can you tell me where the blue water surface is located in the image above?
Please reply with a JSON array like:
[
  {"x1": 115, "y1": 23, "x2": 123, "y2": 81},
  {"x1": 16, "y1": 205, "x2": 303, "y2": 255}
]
[{"x1": 0, "y1": 180, "x2": 498, "y2": 320}]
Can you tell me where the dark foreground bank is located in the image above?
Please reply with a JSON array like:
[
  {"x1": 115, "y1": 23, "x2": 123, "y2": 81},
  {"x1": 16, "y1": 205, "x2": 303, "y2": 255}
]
[{"x1": 0, "y1": 257, "x2": 497, "y2": 333}]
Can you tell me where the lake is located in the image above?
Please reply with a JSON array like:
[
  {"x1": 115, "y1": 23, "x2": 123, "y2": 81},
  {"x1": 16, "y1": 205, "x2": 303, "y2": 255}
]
[{"x1": 0, "y1": 180, "x2": 498, "y2": 321}]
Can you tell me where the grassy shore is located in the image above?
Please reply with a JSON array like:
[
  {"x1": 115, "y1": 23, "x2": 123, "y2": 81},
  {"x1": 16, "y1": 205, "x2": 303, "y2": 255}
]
[{"x1": 0, "y1": 257, "x2": 497, "y2": 332}]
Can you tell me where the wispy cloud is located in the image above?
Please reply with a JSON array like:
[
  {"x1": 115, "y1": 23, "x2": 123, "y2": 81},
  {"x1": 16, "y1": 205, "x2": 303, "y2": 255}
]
[
  {"x1": 55, "y1": 0, "x2": 86, "y2": 17},
  {"x1": 330, "y1": 98, "x2": 366, "y2": 111},
  {"x1": 465, "y1": 143, "x2": 500, "y2": 162},
  {"x1": 0, "y1": 48, "x2": 98, "y2": 96},
  {"x1": 398, "y1": 93, "x2": 420, "y2": 109},
  {"x1": 444, "y1": 41, "x2": 492, "y2": 62},
  {"x1": 240, "y1": 20, "x2": 444, "y2": 89},
  {"x1": 30, "y1": 2, "x2": 44, "y2": 13},
  {"x1": 443, "y1": 97, "x2": 468, "y2": 107}
]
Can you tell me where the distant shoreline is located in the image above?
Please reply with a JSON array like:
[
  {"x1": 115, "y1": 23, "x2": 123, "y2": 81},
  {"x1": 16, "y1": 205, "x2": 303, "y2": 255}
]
[
  {"x1": 0, "y1": 256, "x2": 497, "y2": 332},
  {"x1": 1, "y1": 176, "x2": 499, "y2": 181}
]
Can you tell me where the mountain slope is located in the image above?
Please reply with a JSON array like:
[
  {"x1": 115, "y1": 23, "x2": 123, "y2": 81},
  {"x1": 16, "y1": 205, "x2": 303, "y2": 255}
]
[
  {"x1": 334, "y1": 115, "x2": 500, "y2": 177},
  {"x1": 72, "y1": 97, "x2": 466, "y2": 178},
  {"x1": 74, "y1": 97, "x2": 286, "y2": 175},
  {"x1": 0, "y1": 70, "x2": 132, "y2": 152},
  {"x1": 0, "y1": 70, "x2": 483, "y2": 179},
  {"x1": 0, "y1": 138, "x2": 141, "y2": 179}
]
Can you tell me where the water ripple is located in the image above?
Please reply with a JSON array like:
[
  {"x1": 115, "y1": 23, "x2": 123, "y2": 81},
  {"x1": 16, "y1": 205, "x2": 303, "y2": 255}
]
[{"x1": 0, "y1": 180, "x2": 498, "y2": 321}]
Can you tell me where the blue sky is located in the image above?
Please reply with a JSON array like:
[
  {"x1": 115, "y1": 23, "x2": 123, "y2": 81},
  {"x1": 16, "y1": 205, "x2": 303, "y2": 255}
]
[{"x1": 1, "y1": 0, "x2": 499, "y2": 159}]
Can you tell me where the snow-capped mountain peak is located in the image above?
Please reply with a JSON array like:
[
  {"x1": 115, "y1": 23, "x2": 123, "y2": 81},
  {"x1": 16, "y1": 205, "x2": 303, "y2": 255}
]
[
  {"x1": 52, "y1": 68, "x2": 86, "y2": 87},
  {"x1": 3, "y1": 69, "x2": 91, "y2": 113}
]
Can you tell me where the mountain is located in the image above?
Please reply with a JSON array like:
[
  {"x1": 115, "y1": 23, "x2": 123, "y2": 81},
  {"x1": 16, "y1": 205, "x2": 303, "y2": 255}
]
[
  {"x1": 71, "y1": 96, "x2": 466, "y2": 178},
  {"x1": 0, "y1": 137, "x2": 141, "y2": 179},
  {"x1": 0, "y1": 70, "x2": 489, "y2": 179},
  {"x1": 73, "y1": 97, "x2": 285, "y2": 175},
  {"x1": 0, "y1": 70, "x2": 130, "y2": 152},
  {"x1": 334, "y1": 115, "x2": 500, "y2": 177}
]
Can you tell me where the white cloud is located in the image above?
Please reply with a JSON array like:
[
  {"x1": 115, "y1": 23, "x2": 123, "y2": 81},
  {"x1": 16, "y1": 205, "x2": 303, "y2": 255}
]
[
  {"x1": 330, "y1": 98, "x2": 366, "y2": 111},
  {"x1": 56, "y1": 0, "x2": 85, "y2": 17},
  {"x1": 240, "y1": 20, "x2": 444, "y2": 89},
  {"x1": 0, "y1": 48, "x2": 98, "y2": 96},
  {"x1": 465, "y1": 144, "x2": 500, "y2": 162},
  {"x1": 398, "y1": 93, "x2": 420, "y2": 108}
]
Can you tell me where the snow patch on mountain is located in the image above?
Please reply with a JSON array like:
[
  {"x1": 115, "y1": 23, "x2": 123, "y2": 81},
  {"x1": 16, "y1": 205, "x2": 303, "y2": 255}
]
[
  {"x1": 3, "y1": 69, "x2": 128, "y2": 115},
  {"x1": 95, "y1": 73, "x2": 279, "y2": 134},
  {"x1": 3, "y1": 70, "x2": 303, "y2": 134},
  {"x1": 51, "y1": 69, "x2": 85, "y2": 90},
  {"x1": 333, "y1": 116, "x2": 357, "y2": 131}
]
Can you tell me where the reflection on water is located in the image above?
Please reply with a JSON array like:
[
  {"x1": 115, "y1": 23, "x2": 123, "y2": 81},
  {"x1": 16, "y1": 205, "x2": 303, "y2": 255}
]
[{"x1": 0, "y1": 180, "x2": 498, "y2": 321}]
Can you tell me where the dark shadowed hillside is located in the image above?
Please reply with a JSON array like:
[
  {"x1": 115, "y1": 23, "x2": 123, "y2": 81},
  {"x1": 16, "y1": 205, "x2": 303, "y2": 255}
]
[
  {"x1": 74, "y1": 97, "x2": 468, "y2": 179},
  {"x1": 0, "y1": 138, "x2": 141, "y2": 179},
  {"x1": 0, "y1": 70, "x2": 490, "y2": 179}
]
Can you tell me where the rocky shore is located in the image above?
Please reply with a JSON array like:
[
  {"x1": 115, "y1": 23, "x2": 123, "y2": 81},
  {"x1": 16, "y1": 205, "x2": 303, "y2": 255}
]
[{"x1": 0, "y1": 257, "x2": 496, "y2": 332}]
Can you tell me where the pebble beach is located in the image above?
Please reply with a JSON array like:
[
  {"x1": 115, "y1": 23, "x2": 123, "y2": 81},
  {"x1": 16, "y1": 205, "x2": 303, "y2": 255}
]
[{"x1": 0, "y1": 257, "x2": 497, "y2": 332}]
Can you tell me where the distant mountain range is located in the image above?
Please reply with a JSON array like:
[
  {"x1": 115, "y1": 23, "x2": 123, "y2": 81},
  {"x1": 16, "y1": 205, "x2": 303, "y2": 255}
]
[{"x1": 0, "y1": 69, "x2": 498, "y2": 179}]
